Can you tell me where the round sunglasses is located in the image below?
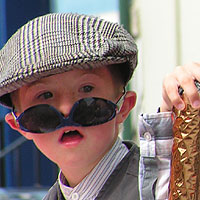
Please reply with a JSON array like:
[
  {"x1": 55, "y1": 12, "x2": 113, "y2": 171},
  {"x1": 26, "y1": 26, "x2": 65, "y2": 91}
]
[{"x1": 12, "y1": 95, "x2": 125, "y2": 133}]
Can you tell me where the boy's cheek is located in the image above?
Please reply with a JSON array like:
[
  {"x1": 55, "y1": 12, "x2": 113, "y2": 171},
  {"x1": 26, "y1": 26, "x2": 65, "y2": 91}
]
[{"x1": 18, "y1": 130, "x2": 35, "y2": 140}]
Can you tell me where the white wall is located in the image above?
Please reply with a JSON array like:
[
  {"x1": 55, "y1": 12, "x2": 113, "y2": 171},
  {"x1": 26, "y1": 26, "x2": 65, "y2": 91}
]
[
  {"x1": 130, "y1": 0, "x2": 176, "y2": 115},
  {"x1": 179, "y1": 0, "x2": 200, "y2": 64}
]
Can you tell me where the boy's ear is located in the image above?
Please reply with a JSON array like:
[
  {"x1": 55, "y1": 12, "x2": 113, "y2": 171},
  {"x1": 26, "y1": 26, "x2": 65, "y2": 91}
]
[
  {"x1": 5, "y1": 112, "x2": 19, "y2": 130},
  {"x1": 116, "y1": 91, "x2": 137, "y2": 124},
  {"x1": 5, "y1": 113, "x2": 32, "y2": 140}
]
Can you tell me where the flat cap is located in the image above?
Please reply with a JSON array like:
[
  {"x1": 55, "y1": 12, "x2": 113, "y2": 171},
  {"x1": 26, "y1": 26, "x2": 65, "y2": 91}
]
[{"x1": 0, "y1": 13, "x2": 138, "y2": 108}]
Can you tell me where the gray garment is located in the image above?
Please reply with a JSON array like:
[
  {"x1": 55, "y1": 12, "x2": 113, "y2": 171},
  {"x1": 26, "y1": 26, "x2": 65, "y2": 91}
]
[
  {"x1": 43, "y1": 141, "x2": 140, "y2": 200},
  {"x1": 139, "y1": 112, "x2": 173, "y2": 200}
]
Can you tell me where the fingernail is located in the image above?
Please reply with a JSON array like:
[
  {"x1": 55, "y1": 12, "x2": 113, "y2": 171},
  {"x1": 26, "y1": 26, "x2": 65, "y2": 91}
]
[
  {"x1": 177, "y1": 104, "x2": 185, "y2": 110},
  {"x1": 192, "y1": 100, "x2": 200, "y2": 108}
]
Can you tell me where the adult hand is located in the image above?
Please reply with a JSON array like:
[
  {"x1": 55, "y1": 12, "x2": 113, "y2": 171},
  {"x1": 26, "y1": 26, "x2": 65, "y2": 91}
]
[{"x1": 161, "y1": 62, "x2": 200, "y2": 112}]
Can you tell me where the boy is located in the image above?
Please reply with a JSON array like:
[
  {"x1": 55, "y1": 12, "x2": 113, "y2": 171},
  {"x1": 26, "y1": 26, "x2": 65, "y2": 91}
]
[
  {"x1": 2, "y1": 12, "x2": 197, "y2": 200},
  {"x1": 0, "y1": 13, "x2": 142, "y2": 200}
]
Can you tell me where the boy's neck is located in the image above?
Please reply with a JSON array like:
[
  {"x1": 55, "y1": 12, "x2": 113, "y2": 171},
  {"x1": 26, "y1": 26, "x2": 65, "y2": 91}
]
[{"x1": 59, "y1": 150, "x2": 109, "y2": 187}]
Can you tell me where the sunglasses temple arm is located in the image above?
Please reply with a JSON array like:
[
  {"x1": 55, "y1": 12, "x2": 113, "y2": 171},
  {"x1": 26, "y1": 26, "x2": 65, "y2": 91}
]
[
  {"x1": 11, "y1": 110, "x2": 19, "y2": 127},
  {"x1": 116, "y1": 88, "x2": 126, "y2": 111}
]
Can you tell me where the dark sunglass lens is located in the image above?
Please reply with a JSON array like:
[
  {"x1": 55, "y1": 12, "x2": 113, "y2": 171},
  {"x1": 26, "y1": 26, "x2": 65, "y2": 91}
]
[
  {"x1": 19, "y1": 105, "x2": 61, "y2": 133},
  {"x1": 72, "y1": 98, "x2": 116, "y2": 126}
]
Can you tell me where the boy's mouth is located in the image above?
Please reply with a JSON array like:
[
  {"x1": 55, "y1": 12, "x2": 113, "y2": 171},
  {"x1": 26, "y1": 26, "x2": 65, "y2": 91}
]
[{"x1": 59, "y1": 130, "x2": 83, "y2": 145}]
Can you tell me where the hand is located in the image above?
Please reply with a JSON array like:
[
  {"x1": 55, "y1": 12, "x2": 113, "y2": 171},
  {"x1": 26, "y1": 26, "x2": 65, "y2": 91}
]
[{"x1": 161, "y1": 62, "x2": 200, "y2": 112}]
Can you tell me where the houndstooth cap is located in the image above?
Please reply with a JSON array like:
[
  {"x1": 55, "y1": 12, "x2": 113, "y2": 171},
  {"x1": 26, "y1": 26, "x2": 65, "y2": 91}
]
[{"x1": 0, "y1": 13, "x2": 138, "y2": 108}]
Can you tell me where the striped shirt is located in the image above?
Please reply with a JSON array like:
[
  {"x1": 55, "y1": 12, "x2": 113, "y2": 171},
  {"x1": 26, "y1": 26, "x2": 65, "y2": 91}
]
[{"x1": 58, "y1": 137, "x2": 129, "y2": 200}]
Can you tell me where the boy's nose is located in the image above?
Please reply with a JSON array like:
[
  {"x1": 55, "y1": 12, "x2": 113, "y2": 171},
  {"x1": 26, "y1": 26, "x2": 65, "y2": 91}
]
[{"x1": 56, "y1": 99, "x2": 74, "y2": 117}]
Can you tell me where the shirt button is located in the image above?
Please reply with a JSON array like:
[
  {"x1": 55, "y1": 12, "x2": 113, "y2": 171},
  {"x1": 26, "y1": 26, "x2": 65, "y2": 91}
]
[
  {"x1": 144, "y1": 132, "x2": 152, "y2": 141},
  {"x1": 71, "y1": 193, "x2": 79, "y2": 200}
]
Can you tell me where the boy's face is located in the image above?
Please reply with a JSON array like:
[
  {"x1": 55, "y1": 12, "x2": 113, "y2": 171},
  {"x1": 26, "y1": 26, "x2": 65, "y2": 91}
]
[{"x1": 6, "y1": 66, "x2": 136, "y2": 175}]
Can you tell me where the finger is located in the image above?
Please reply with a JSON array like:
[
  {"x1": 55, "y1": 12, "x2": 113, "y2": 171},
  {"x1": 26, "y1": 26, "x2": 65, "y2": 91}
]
[
  {"x1": 160, "y1": 95, "x2": 174, "y2": 112},
  {"x1": 161, "y1": 74, "x2": 185, "y2": 111},
  {"x1": 174, "y1": 64, "x2": 200, "y2": 108}
]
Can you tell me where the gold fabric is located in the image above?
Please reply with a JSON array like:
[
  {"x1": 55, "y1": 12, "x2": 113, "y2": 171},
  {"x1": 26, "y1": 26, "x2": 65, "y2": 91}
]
[{"x1": 169, "y1": 94, "x2": 200, "y2": 200}]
